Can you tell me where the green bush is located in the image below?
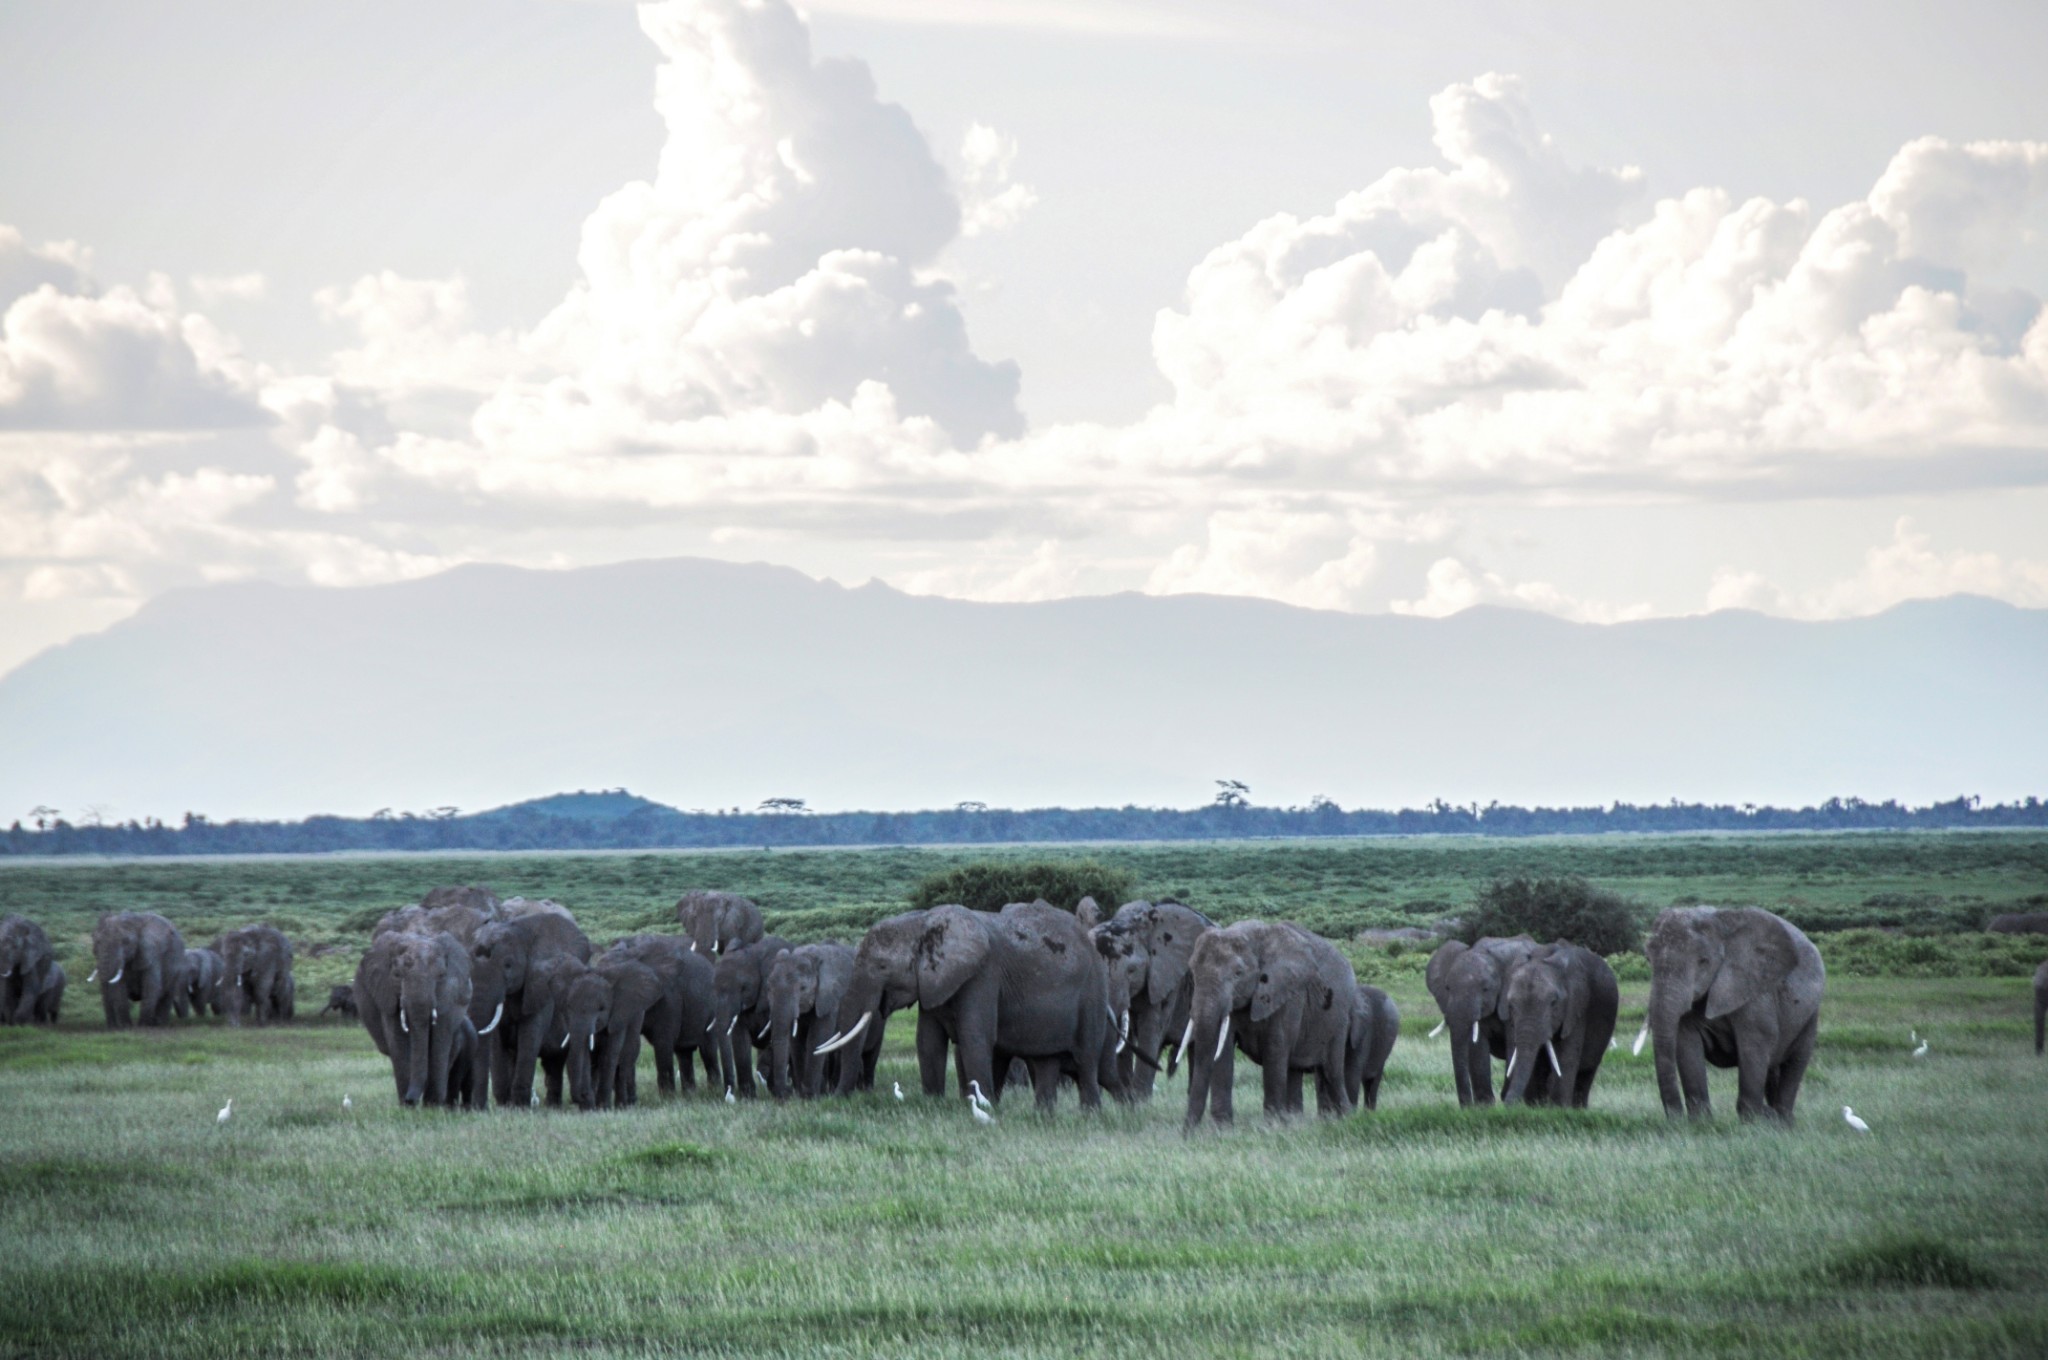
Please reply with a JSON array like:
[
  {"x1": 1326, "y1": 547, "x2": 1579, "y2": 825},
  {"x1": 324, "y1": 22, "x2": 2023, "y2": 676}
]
[
  {"x1": 907, "y1": 860, "x2": 1135, "y2": 914},
  {"x1": 1457, "y1": 874, "x2": 1645, "y2": 956},
  {"x1": 1811, "y1": 929, "x2": 2045, "y2": 978}
]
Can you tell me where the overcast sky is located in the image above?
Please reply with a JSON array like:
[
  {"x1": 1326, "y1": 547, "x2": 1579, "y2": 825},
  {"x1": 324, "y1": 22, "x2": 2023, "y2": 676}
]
[{"x1": 4, "y1": 0, "x2": 2047, "y2": 676}]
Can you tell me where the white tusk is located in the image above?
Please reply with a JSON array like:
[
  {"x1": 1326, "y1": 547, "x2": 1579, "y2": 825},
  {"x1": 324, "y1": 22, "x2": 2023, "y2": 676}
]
[
  {"x1": 431, "y1": 1007, "x2": 437, "y2": 1023},
  {"x1": 1175, "y1": 1020, "x2": 1194, "y2": 1069},
  {"x1": 688, "y1": 941, "x2": 696, "y2": 952},
  {"x1": 726, "y1": 1015, "x2": 738, "y2": 1036},
  {"x1": 1120, "y1": 1011, "x2": 1130, "y2": 1043},
  {"x1": 1428, "y1": 1019, "x2": 1445, "y2": 1039},
  {"x1": 815, "y1": 1029, "x2": 842, "y2": 1050},
  {"x1": 814, "y1": 1012, "x2": 870, "y2": 1055},
  {"x1": 108, "y1": 968, "x2": 123, "y2": 985},
  {"x1": 1114, "y1": 1035, "x2": 1126, "y2": 1055},
  {"x1": 1632, "y1": 1024, "x2": 1649, "y2": 1057},
  {"x1": 705, "y1": 1018, "x2": 716, "y2": 1033},
  {"x1": 756, "y1": 1021, "x2": 770, "y2": 1042},
  {"x1": 1545, "y1": 1040, "x2": 1562, "y2": 1077},
  {"x1": 237, "y1": 974, "x2": 245, "y2": 988},
  {"x1": 1505, "y1": 1048, "x2": 1518, "y2": 1080},
  {"x1": 400, "y1": 1009, "x2": 409, "y2": 1033},
  {"x1": 589, "y1": 1033, "x2": 596, "y2": 1052},
  {"x1": 478, "y1": 1002, "x2": 503, "y2": 1036},
  {"x1": 1470, "y1": 1021, "x2": 1479, "y2": 1044},
  {"x1": 1213, "y1": 1016, "x2": 1232, "y2": 1063},
  {"x1": 88, "y1": 969, "x2": 98, "y2": 982},
  {"x1": 711, "y1": 941, "x2": 720, "y2": 956},
  {"x1": 791, "y1": 1020, "x2": 799, "y2": 1038}
]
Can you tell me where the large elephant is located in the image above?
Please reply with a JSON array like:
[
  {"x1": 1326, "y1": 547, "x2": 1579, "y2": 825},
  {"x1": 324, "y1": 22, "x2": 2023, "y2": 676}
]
[
  {"x1": 1, "y1": 916, "x2": 62, "y2": 1025},
  {"x1": 1345, "y1": 985, "x2": 1401, "y2": 1111},
  {"x1": 601, "y1": 934, "x2": 717, "y2": 1096},
  {"x1": 467, "y1": 902, "x2": 592, "y2": 1108},
  {"x1": 374, "y1": 885, "x2": 502, "y2": 947},
  {"x1": 561, "y1": 951, "x2": 665, "y2": 1109},
  {"x1": 1497, "y1": 942, "x2": 1619, "y2": 1108},
  {"x1": 355, "y1": 929, "x2": 485, "y2": 1107},
  {"x1": 822, "y1": 902, "x2": 1111, "y2": 1111},
  {"x1": 1182, "y1": 921, "x2": 1359, "y2": 1128},
  {"x1": 218, "y1": 925, "x2": 295, "y2": 1026},
  {"x1": 764, "y1": 943, "x2": 858, "y2": 1098},
  {"x1": 1093, "y1": 899, "x2": 1214, "y2": 1100},
  {"x1": 1645, "y1": 906, "x2": 1824, "y2": 1123},
  {"x1": 708, "y1": 936, "x2": 793, "y2": 1098},
  {"x1": 90, "y1": 911, "x2": 186, "y2": 1028},
  {"x1": 2032, "y1": 958, "x2": 2045, "y2": 1055},
  {"x1": 1425, "y1": 936, "x2": 1540, "y2": 1106},
  {"x1": 175, "y1": 948, "x2": 225, "y2": 1020},
  {"x1": 675, "y1": 891, "x2": 766, "y2": 957}
]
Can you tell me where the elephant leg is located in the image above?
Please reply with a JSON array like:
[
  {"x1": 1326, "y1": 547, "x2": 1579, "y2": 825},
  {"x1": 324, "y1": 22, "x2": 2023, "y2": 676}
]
[
  {"x1": 1771, "y1": 1013, "x2": 1818, "y2": 1123},
  {"x1": 1732, "y1": 1018, "x2": 1779, "y2": 1121},
  {"x1": 541, "y1": 1050, "x2": 565, "y2": 1107},
  {"x1": 1313, "y1": 1066, "x2": 1339, "y2": 1115},
  {"x1": 389, "y1": 1028, "x2": 412, "y2": 1099},
  {"x1": 859, "y1": 1031, "x2": 881, "y2": 1091},
  {"x1": 1465, "y1": 1036, "x2": 1495, "y2": 1106},
  {"x1": 1676, "y1": 1023, "x2": 1712, "y2": 1119},
  {"x1": 1262, "y1": 1041, "x2": 1294, "y2": 1118},
  {"x1": 491, "y1": 1033, "x2": 515, "y2": 1108},
  {"x1": 916, "y1": 1010, "x2": 949, "y2": 1097},
  {"x1": 1281, "y1": 1066, "x2": 1303, "y2": 1116},
  {"x1": 953, "y1": 1010, "x2": 998, "y2": 1108},
  {"x1": 1030, "y1": 1056, "x2": 1062, "y2": 1112},
  {"x1": 512, "y1": 1019, "x2": 545, "y2": 1108},
  {"x1": 1208, "y1": 1050, "x2": 1236, "y2": 1126},
  {"x1": 652, "y1": 1032, "x2": 676, "y2": 1098}
]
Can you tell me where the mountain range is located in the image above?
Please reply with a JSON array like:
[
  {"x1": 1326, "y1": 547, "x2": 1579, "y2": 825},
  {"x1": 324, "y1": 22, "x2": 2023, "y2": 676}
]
[{"x1": 0, "y1": 558, "x2": 2042, "y2": 821}]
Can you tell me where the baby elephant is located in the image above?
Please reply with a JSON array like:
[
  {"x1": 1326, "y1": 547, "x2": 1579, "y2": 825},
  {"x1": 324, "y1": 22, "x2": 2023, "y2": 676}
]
[{"x1": 320, "y1": 984, "x2": 358, "y2": 1020}]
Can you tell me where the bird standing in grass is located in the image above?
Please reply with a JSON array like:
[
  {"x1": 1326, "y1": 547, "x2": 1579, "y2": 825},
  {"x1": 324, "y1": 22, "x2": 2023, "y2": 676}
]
[
  {"x1": 971, "y1": 1101, "x2": 995, "y2": 1127},
  {"x1": 216, "y1": 1099, "x2": 232, "y2": 1126},
  {"x1": 1912, "y1": 1039, "x2": 1929, "y2": 1058},
  {"x1": 892, "y1": 1081, "x2": 905, "y2": 1101},
  {"x1": 1842, "y1": 1105, "x2": 1871, "y2": 1134},
  {"x1": 724, "y1": 1086, "x2": 737, "y2": 1105},
  {"x1": 967, "y1": 1080, "x2": 993, "y2": 1115},
  {"x1": 341, "y1": 1094, "x2": 351, "y2": 1111}
]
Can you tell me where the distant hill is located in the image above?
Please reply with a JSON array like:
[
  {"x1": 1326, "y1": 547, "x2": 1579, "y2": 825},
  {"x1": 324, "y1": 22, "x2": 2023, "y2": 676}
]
[
  {"x1": 0, "y1": 557, "x2": 2043, "y2": 822},
  {"x1": 483, "y1": 790, "x2": 669, "y2": 822}
]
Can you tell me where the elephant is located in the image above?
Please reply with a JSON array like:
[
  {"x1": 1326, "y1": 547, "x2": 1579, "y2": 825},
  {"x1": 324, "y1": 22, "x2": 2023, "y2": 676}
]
[
  {"x1": 1987, "y1": 911, "x2": 2048, "y2": 935},
  {"x1": 1497, "y1": 942, "x2": 1619, "y2": 1108},
  {"x1": 598, "y1": 934, "x2": 718, "y2": 1098},
  {"x1": 561, "y1": 951, "x2": 665, "y2": 1109},
  {"x1": 1425, "y1": 936, "x2": 1541, "y2": 1106},
  {"x1": 319, "y1": 984, "x2": 358, "y2": 1019},
  {"x1": 2033, "y1": 958, "x2": 2045, "y2": 1055},
  {"x1": 90, "y1": 911, "x2": 187, "y2": 1028},
  {"x1": 675, "y1": 891, "x2": 766, "y2": 957},
  {"x1": 819, "y1": 902, "x2": 1110, "y2": 1111},
  {"x1": 1, "y1": 915, "x2": 62, "y2": 1025},
  {"x1": 176, "y1": 948, "x2": 225, "y2": 1019},
  {"x1": 355, "y1": 929, "x2": 486, "y2": 1107},
  {"x1": 708, "y1": 936, "x2": 793, "y2": 1098},
  {"x1": 218, "y1": 925, "x2": 295, "y2": 1026},
  {"x1": 374, "y1": 885, "x2": 502, "y2": 947},
  {"x1": 764, "y1": 943, "x2": 859, "y2": 1098},
  {"x1": 37, "y1": 964, "x2": 64, "y2": 1023},
  {"x1": 467, "y1": 903, "x2": 592, "y2": 1108},
  {"x1": 1181, "y1": 920, "x2": 1360, "y2": 1128},
  {"x1": 1345, "y1": 985, "x2": 1401, "y2": 1111},
  {"x1": 1645, "y1": 906, "x2": 1825, "y2": 1123},
  {"x1": 1092, "y1": 899, "x2": 1214, "y2": 1099}
]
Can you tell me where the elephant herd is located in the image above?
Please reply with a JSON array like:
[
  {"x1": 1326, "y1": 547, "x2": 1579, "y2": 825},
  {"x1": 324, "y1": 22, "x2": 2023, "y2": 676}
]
[
  {"x1": 10, "y1": 891, "x2": 2042, "y2": 1124},
  {"x1": 0, "y1": 911, "x2": 297, "y2": 1030}
]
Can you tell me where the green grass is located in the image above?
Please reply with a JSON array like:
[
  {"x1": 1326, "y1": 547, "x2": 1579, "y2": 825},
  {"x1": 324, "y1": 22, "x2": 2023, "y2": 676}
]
[{"x1": 2, "y1": 836, "x2": 2046, "y2": 1356}]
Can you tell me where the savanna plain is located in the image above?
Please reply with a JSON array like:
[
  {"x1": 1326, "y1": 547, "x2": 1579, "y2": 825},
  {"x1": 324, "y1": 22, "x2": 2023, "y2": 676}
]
[{"x1": 3, "y1": 833, "x2": 2046, "y2": 1358}]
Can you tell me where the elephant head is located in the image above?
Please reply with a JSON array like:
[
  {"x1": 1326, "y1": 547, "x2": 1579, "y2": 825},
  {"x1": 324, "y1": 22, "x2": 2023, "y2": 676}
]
[
  {"x1": 561, "y1": 956, "x2": 662, "y2": 1108},
  {"x1": 390, "y1": 932, "x2": 473, "y2": 1107},
  {"x1": 1181, "y1": 922, "x2": 1314, "y2": 1125},
  {"x1": 1092, "y1": 926, "x2": 1144, "y2": 1054},
  {"x1": 817, "y1": 911, "x2": 930, "y2": 1075},
  {"x1": 467, "y1": 911, "x2": 591, "y2": 1038},
  {"x1": 1499, "y1": 948, "x2": 1572, "y2": 1105},
  {"x1": 1426, "y1": 936, "x2": 1538, "y2": 1105},
  {"x1": 676, "y1": 891, "x2": 764, "y2": 957},
  {"x1": 90, "y1": 916, "x2": 138, "y2": 993},
  {"x1": 765, "y1": 944, "x2": 851, "y2": 1098}
]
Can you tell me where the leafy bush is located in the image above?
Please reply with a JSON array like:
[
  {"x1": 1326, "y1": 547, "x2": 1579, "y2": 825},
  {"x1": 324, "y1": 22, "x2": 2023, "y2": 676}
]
[
  {"x1": 907, "y1": 860, "x2": 1135, "y2": 914},
  {"x1": 1811, "y1": 929, "x2": 2044, "y2": 978},
  {"x1": 1457, "y1": 874, "x2": 1644, "y2": 955}
]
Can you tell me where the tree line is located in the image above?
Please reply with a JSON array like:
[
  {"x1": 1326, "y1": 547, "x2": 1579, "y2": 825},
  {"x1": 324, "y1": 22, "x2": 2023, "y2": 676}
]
[{"x1": 4, "y1": 793, "x2": 2044, "y2": 857}]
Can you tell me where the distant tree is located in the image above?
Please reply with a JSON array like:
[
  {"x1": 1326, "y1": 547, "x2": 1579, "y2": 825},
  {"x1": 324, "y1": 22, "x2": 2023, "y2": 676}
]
[
  {"x1": 908, "y1": 859, "x2": 1136, "y2": 914},
  {"x1": 427, "y1": 806, "x2": 460, "y2": 820},
  {"x1": 759, "y1": 797, "x2": 807, "y2": 814},
  {"x1": 956, "y1": 801, "x2": 989, "y2": 813},
  {"x1": 1213, "y1": 780, "x2": 1250, "y2": 809}
]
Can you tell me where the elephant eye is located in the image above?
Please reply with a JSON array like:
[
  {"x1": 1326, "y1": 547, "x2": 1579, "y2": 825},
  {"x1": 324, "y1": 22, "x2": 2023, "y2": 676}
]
[
  {"x1": 1162, "y1": 934, "x2": 1172, "y2": 943},
  {"x1": 1258, "y1": 972, "x2": 1268, "y2": 983}
]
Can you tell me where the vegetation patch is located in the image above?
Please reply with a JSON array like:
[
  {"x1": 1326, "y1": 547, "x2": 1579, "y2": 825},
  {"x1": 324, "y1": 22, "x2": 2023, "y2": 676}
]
[
  {"x1": 620, "y1": 1139, "x2": 722, "y2": 1170},
  {"x1": 907, "y1": 859, "x2": 1135, "y2": 914},
  {"x1": 1456, "y1": 874, "x2": 1646, "y2": 955},
  {"x1": 1819, "y1": 1235, "x2": 2004, "y2": 1290}
]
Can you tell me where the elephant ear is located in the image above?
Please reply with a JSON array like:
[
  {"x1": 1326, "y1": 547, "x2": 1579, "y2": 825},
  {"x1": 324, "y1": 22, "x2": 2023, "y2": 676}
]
[
  {"x1": 916, "y1": 908, "x2": 992, "y2": 1009},
  {"x1": 1145, "y1": 911, "x2": 1201, "y2": 1008},
  {"x1": 1424, "y1": 940, "x2": 1468, "y2": 1004},
  {"x1": 1251, "y1": 955, "x2": 1306, "y2": 1023},
  {"x1": 1705, "y1": 915, "x2": 1795, "y2": 1021}
]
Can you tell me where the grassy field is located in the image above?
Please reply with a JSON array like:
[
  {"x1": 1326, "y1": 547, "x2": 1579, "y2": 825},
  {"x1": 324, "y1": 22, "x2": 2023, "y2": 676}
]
[{"x1": 2, "y1": 835, "x2": 2047, "y2": 1357}]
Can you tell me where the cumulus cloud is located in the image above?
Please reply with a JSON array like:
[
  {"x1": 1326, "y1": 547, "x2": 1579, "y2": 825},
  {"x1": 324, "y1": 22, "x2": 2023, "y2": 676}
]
[
  {"x1": 957, "y1": 123, "x2": 1036, "y2": 237},
  {"x1": 1391, "y1": 557, "x2": 1653, "y2": 623},
  {"x1": 190, "y1": 273, "x2": 266, "y2": 305},
  {"x1": 314, "y1": 272, "x2": 525, "y2": 399},
  {"x1": 1707, "y1": 518, "x2": 2048, "y2": 619}
]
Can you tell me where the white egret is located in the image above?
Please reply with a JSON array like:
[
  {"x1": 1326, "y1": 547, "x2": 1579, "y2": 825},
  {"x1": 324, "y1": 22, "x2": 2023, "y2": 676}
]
[
  {"x1": 216, "y1": 1098, "x2": 233, "y2": 1125},
  {"x1": 1912, "y1": 1039, "x2": 1929, "y2": 1058},
  {"x1": 724, "y1": 1086, "x2": 737, "y2": 1105},
  {"x1": 971, "y1": 1102, "x2": 996, "y2": 1127},
  {"x1": 341, "y1": 1094, "x2": 352, "y2": 1111},
  {"x1": 1842, "y1": 1106, "x2": 1871, "y2": 1135},
  {"x1": 967, "y1": 1080, "x2": 993, "y2": 1114},
  {"x1": 892, "y1": 1081, "x2": 905, "y2": 1102}
]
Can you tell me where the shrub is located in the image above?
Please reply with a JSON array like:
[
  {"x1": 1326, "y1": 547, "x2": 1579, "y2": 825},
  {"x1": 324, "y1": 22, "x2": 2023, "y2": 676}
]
[
  {"x1": 907, "y1": 860, "x2": 1136, "y2": 914},
  {"x1": 1457, "y1": 874, "x2": 1644, "y2": 956}
]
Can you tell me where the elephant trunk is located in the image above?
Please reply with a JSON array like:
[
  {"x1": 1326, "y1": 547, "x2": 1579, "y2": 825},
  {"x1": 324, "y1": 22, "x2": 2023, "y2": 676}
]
[
  {"x1": 766, "y1": 990, "x2": 797, "y2": 1100},
  {"x1": 824, "y1": 979, "x2": 884, "y2": 1095},
  {"x1": 1648, "y1": 975, "x2": 1689, "y2": 1118},
  {"x1": 1500, "y1": 1017, "x2": 1551, "y2": 1105},
  {"x1": 566, "y1": 1021, "x2": 599, "y2": 1109},
  {"x1": 1182, "y1": 988, "x2": 1233, "y2": 1128},
  {"x1": 402, "y1": 1000, "x2": 432, "y2": 1106}
]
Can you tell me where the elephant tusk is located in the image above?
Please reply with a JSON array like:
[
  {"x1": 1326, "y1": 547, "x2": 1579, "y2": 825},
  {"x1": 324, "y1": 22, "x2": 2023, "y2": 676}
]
[
  {"x1": 237, "y1": 974, "x2": 245, "y2": 988},
  {"x1": 756, "y1": 1021, "x2": 771, "y2": 1042},
  {"x1": 706, "y1": 1018, "x2": 717, "y2": 1033},
  {"x1": 87, "y1": 969, "x2": 98, "y2": 982},
  {"x1": 687, "y1": 941, "x2": 696, "y2": 952},
  {"x1": 791, "y1": 1020, "x2": 799, "y2": 1038},
  {"x1": 1505, "y1": 1048, "x2": 1518, "y2": 1080},
  {"x1": 589, "y1": 1033, "x2": 596, "y2": 1052},
  {"x1": 108, "y1": 968, "x2": 123, "y2": 985},
  {"x1": 1428, "y1": 1019, "x2": 1445, "y2": 1039},
  {"x1": 814, "y1": 1012, "x2": 870, "y2": 1055},
  {"x1": 1174, "y1": 1020, "x2": 1194, "y2": 1070},
  {"x1": 1213, "y1": 1015, "x2": 1232, "y2": 1063},
  {"x1": 432, "y1": 1007, "x2": 437, "y2": 1023},
  {"x1": 1632, "y1": 1024, "x2": 1649, "y2": 1057},
  {"x1": 1471, "y1": 1021, "x2": 1479, "y2": 1044},
  {"x1": 400, "y1": 1009, "x2": 409, "y2": 1033},
  {"x1": 478, "y1": 1003, "x2": 503, "y2": 1036},
  {"x1": 1545, "y1": 1040, "x2": 1562, "y2": 1076},
  {"x1": 1120, "y1": 1011, "x2": 1130, "y2": 1044},
  {"x1": 726, "y1": 1015, "x2": 738, "y2": 1036}
]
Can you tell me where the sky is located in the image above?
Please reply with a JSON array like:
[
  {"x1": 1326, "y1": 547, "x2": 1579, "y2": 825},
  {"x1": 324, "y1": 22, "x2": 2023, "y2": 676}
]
[{"x1": 4, "y1": 0, "x2": 2048, "y2": 677}]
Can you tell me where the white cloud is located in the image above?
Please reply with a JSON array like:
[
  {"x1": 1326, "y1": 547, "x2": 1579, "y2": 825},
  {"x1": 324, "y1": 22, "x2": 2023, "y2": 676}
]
[
  {"x1": 1707, "y1": 517, "x2": 2048, "y2": 619},
  {"x1": 314, "y1": 272, "x2": 525, "y2": 398},
  {"x1": 190, "y1": 272, "x2": 267, "y2": 305},
  {"x1": 957, "y1": 123, "x2": 1035, "y2": 237},
  {"x1": 802, "y1": 0, "x2": 1228, "y2": 40},
  {"x1": 1390, "y1": 557, "x2": 1653, "y2": 623}
]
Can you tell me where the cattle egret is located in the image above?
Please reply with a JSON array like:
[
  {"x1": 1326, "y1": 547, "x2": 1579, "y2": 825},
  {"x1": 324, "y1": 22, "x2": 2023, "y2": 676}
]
[
  {"x1": 1910, "y1": 1029, "x2": 1919, "y2": 1044},
  {"x1": 1842, "y1": 1106, "x2": 1871, "y2": 1135},
  {"x1": 530, "y1": 1091, "x2": 540, "y2": 1108},
  {"x1": 724, "y1": 1086, "x2": 737, "y2": 1105},
  {"x1": 1912, "y1": 1039, "x2": 1929, "y2": 1059},
  {"x1": 892, "y1": 1081, "x2": 905, "y2": 1101},
  {"x1": 216, "y1": 1099, "x2": 232, "y2": 1125},
  {"x1": 1427, "y1": 1019, "x2": 1445, "y2": 1039},
  {"x1": 971, "y1": 1102, "x2": 996, "y2": 1127},
  {"x1": 967, "y1": 1080, "x2": 993, "y2": 1114},
  {"x1": 341, "y1": 1094, "x2": 352, "y2": 1111}
]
